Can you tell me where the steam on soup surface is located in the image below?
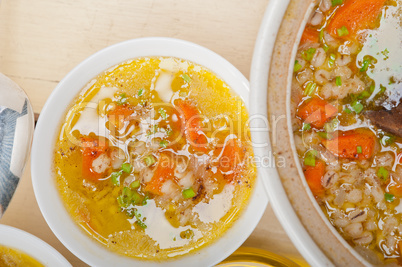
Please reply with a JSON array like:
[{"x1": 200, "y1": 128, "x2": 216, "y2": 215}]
[
  {"x1": 0, "y1": 246, "x2": 43, "y2": 267},
  {"x1": 293, "y1": 0, "x2": 402, "y2": 264},
  {"x1": 54, "y1": 57, "x2": 255, "y2": 260}
]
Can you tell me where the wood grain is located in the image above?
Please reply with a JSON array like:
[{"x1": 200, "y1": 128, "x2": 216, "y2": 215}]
[{"x1": 0, "y1": 0, "x2": 306, "y2": 265}]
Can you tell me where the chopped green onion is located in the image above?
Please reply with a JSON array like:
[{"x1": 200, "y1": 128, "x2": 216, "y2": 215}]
[
  {"x1": 369, "y1": 85, "x2": 375, "y2": 93},
  {"x1": 111, "y1": 171, "x2": 122, "y2": 186},
  {"x1": 351, "y1": 100, "x2": 363, "y2": 114},
  {"x1": 356, "y1": 146, "x2": 362, "y2": 154},
  {"x1": 335, "y1": 76, "x2": 342, "y2": 86},
  {"x1": 302, "y1": 48, "x2": 316, "y2": 61},
  {"x1": 294, "y1": 60, "x2": 302, "y2": 72},
  {"x1": 377, "y1": 167, "x2": 389, "y2": 181},
  {"x1": 337, "y1": 26, "x2": 349, "y2": 37},
  {"x1": 328, "y1": 53, "x2": 336, "y2": 68},
  {"x1": 379, "y1": 85, "x2": 386, "y2": 94},
  {"x1": 324, "y1": 118, "x2": 339, "y2": 133},
  {"x1": 138, "y1": 88, "x2": 144, "y2": 96},
  {"x1": 381, "y1": 135, "x2": 395, "y2": 146},
  {"x1": 319, "y1": 29, "x2": 324, "y2": 42},
  {"x1": 182, "y1": 188, "x2": 196, "y2": 199},
  {"x1": 117, "y1": 93, "x2": 127, "y2": 105},
  {"x1": 165, "y1": 127, "x2": 172, "y2": 136},
  {"x1": 158, "y1": 108, "x2": 167, "y2": 119},
  {"x1": 159, "y1": 140, "x2": 168, "y2": 148},
  {"x1": 302, "y1": 123, "x2": 311, "y2": 131},
  {"x1": 181, "y1": 74, "x2": 191, "y2": 83},
  {"x1": 131, "y1": 180, "x2": 140, "y2": 189},
  {"x1": 358, "y1": 91, "x2": 370, "y2": 99},
  {"x1": 323, "y1": 44, "x2": 329, "y2": 52},
  {"x1": 143, "y1": 155, "x2": 156, "y2": 166},
  {"x1": 317, "y1": 131, "x2": 333, "y2": 139},
  {"x1": 121, "y1": 162, "x2": 132, "y2": 173},
  {"x1": 385, "y1": 193, "x2": 395, "y2": 202},
  {"x1": 360, "y1": 58, "x2": 371, "y2": 72},
  {"x1": 344, "y1": 107, "x2": 352, "y2": 114},
  {"x1": 133, "y1": 209, "x2": 147, "y2": 229},
  {"x1": 304, "y1": 150, "x2": 318, "y2": 167},
  {"x1": 304, "y1": 82, "x2": 317, "y2": 96},
  {"x1": 331, "y1": 0, "x2": 343, "y2": 6}
]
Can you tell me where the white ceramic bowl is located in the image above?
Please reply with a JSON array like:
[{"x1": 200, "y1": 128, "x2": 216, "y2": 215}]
[
  {"x1": 0, "y1": 224, "x2": 71, "y2": 266},
  {"x1": 31, "y1": 37, "x2": 268, "y2": 267}
]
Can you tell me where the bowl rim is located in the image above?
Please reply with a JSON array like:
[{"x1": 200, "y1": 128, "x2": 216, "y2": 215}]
[
  {"x1": 0, "y1": 224, "x2": 71, "y2": 266},
  {"x1": 31, "y1": 37, "x2": 268, "y2": 267}
]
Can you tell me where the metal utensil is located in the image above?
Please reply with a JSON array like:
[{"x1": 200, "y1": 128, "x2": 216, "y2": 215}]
[{"x1": 0, "y1": 73, "x2": 34, "y2": 218}]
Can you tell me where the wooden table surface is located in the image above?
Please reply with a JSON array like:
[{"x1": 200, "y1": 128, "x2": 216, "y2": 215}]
[{"x1": 0, "y1": 0, "x2": 306, "y2": 265}]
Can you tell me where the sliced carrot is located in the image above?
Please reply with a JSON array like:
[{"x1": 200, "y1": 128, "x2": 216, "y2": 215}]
[
  {"x1": 108, "y1": 105, "x2": 134, "y2": 130},
  {"x1": 304, "y1": 160, "x2": 325, "y2": 197},
  {"x1": 326, "y1": 0, "x2": 386, "y2": 38},
  {"x1": 218, "y1": 139, "x2": 245, "y2": 182},
  {"x1": 145, "y1": 154, "x2": 175, "y2": 195},
  {"x1": 300, "y1": 26, "x2": 319, "y2": 44},
  {"x1": 297, "y1": 97, "x2": 338, "y2": 128},
  {"x1": 176, "y1": 99, "x2": 208, "y2": 152},
  {"x1": 389, "y1": 184, "x2": 402, "y2": 198},
  {"x1": 81, "y1": 137, "x2": 109, "y2": 181},
  {"x1": 322, "y1": 129, "x2": 376, "y2": 160}
]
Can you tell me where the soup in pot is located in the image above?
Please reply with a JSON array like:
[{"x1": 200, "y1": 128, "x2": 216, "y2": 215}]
[{"x1": 293, "y1": 0, "x2": 402, "y2": 264}]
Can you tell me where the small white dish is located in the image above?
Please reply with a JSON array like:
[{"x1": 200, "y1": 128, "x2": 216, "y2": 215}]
[
  {"x1": 31, "y1": 37, "x2": 268, "y2": 267},
  {"x1": 0, "y1": 224, "x2": 71, "y2": 266}
]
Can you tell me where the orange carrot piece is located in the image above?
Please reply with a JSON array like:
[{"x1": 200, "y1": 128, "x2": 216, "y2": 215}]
[
  {"x1": 297, "y1": 98, "x2": 338, "y2": 128},
  {"x1": 300, "y1": 26, "x2": 319, "y2": 44},
  {"x1": 304, "y1": 160, "x2": 325, "y2": 197},
  {"x1": 219, "y1": 139, "x2": 245, "y2": 182},
  {"x1": 327, "y1": 0, "x2": 386, "y2": 38},
  {"x1": 145, "y1": 154, "x2": 175, "y2": 195},
  {"x1": 323, "y1": 130, "x2": 376, "y2": 160},
  {"x1": 81, "y1": 137, "x2": 109, "y2": 181},
  {"x1": 389, "y1": 184, "x2": 402, "y2": 198},
  {"x1": 176, "y1": 99, "x2": 208, "y2": 152},
  {"x1": 108, "y1": 105, "x2": 134, "y2": 130}
]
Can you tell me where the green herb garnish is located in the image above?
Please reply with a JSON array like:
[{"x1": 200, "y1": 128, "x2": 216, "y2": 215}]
[
  {"x1": 337, "y1": 26, "x2": 349, "y2": 37},
  {"x1": 344, "y1": 107, "x2": 352, "y2": 114},
  {"x1": 304, "y1": 82, "x2": 317, "y2": 96},
  {"x1": 302, "y1": 48, "x2": 316, "y2": 61},
  {"x1": 360, "y1": 58, "x2": 371, "y2": 72},
  {"x1": 121, "y1": 162, "x2": 132, "y2": 174},
  {"x1": 159, "y1": 140, "x2": 168, "y2": 148},
  {"x1": 131, "y1": 180, "x2": 140, "y2": 189},
  {"x1": 351, "y1": 100, "x2": 363, "y2": 114},
  {"x1": 385, "y1": 193, "x2": 395, "y2": 202},
  {"x1": 356, "y1": 146, "x2": 362, "y2": 154},
  {"x1": 294, "y1": 60, "x2": 302, "y2": 72},
  {"x1": 138, "y1": 88, "x2": 144, "y2": 97},
  {"x1": 143, "y1": 155, "x2": 156, "y2": 167},
  {"x1": 182, "y1": 187, "x2": 196, "y2": 199},
  {"x1": 335, "y1": 76, "x2": 342, "y2": 86},
  {"x1": 328, "y1": 53, "x2": 336, "y2": 68},
  {"x1": 111, "y1": 171, "x2": 122, "y2": 186},
  {"x1": 158, "y1": 108, "x2": 167, "y2": 120},
  {"x1": 331, "y1": 0, "x2": 343, "y2": 6},
  {"x1": 302, "y1": 123, "x2": 311, "y2": 131},
  {"x1": 377, "y1": 167, "x2": 389, "y2": 181},
  {"x1": 133, "y1": 209, "x2": 147, "y2": 229},
  {"x1": 181, "y1": 74, "x2": 191, "y2": 83},
  {"x1": 304, "y1": 150, "x2": 318, "y2": 167},
  {"x1": 381, "y1": 135, "x2": 395, "y2": 146},
  {"x1": 324, "y1": 118, "x2": 339, "y2": 133}
]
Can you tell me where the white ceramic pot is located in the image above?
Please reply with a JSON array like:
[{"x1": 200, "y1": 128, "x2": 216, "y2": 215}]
[
  {"x1": 250, "y1": 1, "x2": 369, "y2": 266},
  {"x1": 31, "y1": 37, "x2": 268, "y2": 267}
]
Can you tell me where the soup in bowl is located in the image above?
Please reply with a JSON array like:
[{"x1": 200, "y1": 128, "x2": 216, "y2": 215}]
[{"x1": 32, "y1": 38, "x2": 268, "y2": 266}]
